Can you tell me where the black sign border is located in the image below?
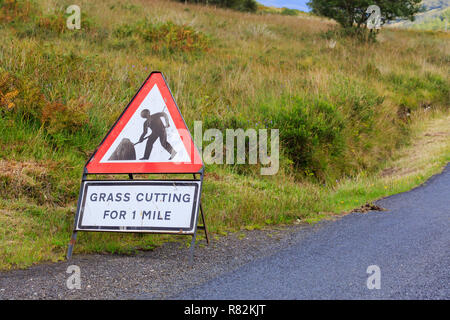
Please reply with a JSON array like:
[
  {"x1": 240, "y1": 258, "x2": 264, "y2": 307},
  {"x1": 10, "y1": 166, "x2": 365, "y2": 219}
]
[{"x1": 75, "y1": 180, "x2": 200, "y2": 234}]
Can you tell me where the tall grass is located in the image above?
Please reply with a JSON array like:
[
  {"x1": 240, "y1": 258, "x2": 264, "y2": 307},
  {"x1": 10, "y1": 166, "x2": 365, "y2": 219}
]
[{"x1": 0, "y1": 0, "x2": 448, "y2": 269}]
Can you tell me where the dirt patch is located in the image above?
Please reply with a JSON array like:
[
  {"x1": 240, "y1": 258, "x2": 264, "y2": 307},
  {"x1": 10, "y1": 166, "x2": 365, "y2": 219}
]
[
  {"x1": 204, "y1": 171, "x2": 222, "y2": 181},
  {"x1": 380, "y1": 166, "x2": 418, "y2": 178},
  {"x1": 0, "y1": 160, "x2": 48, "y2": 180},
  {"x1": 380, "y1": 167, "x2": 400, "y2": 177},
  {"x1": 424, "y1": 132, "x2": 448, "y2": 137},
  {"x1": 351, "y1": 203, "x2": 386, "y2": 213}
]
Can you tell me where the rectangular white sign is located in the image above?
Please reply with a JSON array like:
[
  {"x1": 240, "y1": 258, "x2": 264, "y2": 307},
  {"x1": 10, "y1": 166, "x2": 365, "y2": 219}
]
[{"x1": 75, "y1": 180, "x2": 201, "y2": 234}]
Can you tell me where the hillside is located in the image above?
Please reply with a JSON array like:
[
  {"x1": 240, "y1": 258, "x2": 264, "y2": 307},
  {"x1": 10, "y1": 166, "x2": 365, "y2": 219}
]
[
  {"x1": 422, "y1": 0, "x2": 449, "y2": 10},
  {"x1": 0, "y1": 0, "x2": 449, "y2": 269},
  {"x1": 389, "y1": 0, "x2": 450, "y2": 30},
  {"x1": 257, "y1": 3, "x2": 307, "y2": 15}
]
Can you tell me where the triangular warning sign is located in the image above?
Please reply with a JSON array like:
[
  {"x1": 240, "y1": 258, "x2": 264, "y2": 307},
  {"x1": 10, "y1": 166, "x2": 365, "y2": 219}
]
[{"x1": 85, "y1": 72, "x2": 203, "y2": 174}]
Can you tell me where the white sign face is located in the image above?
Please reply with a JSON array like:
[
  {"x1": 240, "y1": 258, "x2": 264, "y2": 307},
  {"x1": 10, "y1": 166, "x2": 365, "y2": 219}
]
[
  {"x1": 76, "y1": 180, "x2": 201, "y2": 234},
  {"x1": 100, "y1": 84, "x2": 191, "y2": 164}
]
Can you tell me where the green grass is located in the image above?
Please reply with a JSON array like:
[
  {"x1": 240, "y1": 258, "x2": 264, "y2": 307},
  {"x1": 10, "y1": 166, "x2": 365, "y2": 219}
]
[{"x1": 0, "y1": 0, "x2": 448, "y2": 269}]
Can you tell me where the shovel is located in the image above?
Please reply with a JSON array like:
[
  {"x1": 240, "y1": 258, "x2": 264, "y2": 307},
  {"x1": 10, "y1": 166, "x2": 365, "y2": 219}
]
[{"x1": 133, "y1": 135, "x2": 149, "y2": 146}]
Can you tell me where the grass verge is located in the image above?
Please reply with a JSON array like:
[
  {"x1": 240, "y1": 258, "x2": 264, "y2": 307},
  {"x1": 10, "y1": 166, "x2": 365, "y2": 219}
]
[{"x1": 1, "y1": 110, "x2": 448, "y2": 270}]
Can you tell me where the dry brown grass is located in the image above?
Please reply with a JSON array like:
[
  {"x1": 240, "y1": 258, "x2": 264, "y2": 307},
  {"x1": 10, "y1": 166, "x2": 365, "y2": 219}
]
[
  {"x1": 0, "y1": 160, "x2": 59, "y2": 204},
  {"x1": 379, "y1": 111, "x2": 450, "y2": 181},
  {"x1": 0, "y1": 160, "x2": 48, "y2": 183}
]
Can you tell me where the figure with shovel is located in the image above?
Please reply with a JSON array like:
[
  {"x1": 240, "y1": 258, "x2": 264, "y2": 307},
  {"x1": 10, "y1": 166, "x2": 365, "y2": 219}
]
[
  {"x1": 108, "y1": 109, "x2": 177, "y2": 161},
  {"x1": 137, "y1": 109, "x2": 177, "y2": 160}
]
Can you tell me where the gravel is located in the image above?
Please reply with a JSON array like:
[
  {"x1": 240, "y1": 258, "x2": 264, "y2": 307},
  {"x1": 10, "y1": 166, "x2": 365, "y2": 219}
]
[{"x1": 0, "y1": 221, "x2": 325, "y2": 299}]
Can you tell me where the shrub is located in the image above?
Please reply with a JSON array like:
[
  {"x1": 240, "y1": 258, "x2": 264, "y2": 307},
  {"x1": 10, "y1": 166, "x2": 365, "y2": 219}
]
[
  {"x1": 36, "y1": 13, "x2": 66, "y2": 34},
  {"x1": 114, "y1": 20, "x2": 210, "y2": 54},
  {"x1": 386, "y1": 72, "x2": 450, "y2": 110},
  {"x1": 41, "y1": 98, "x2": 90, "y2": 134},
  {"x1": 203, "y1": 113, "x2": 248, "y2": 131},
  {"x1": 308, "y1": 0, "x2": 423, "y2": 29},
  {"x1": 269, "y1": 97, "x2": 346, "y2": 179},
  {"x1": 281, "y1": 8, "x2": 298, "y2": 16},
  {"x1": 10, "y1": 4, "x2": 99, "y2": 40},
  {"x1": 0, "y1": 69, "x2": 46, "y2": 121},
  {"x1": 178, "y1": 0, "x2": 258, "y2": 13},
  {"x1": 0, "y1": 70, "x2": 19, "y2": 111},
  {"x1": 0, "y1": 0, "x2": 35, "y2": 24},
  {"x1": 201, "y1": 114, "x2": 266, "y2": 176},
  {"x1": 320, "y1": 26, "x2": 377, "y2": 42},
  {"x1": 0, "y1": 69, "x2": 90, "y2": 134},
  {"x1": 236, "y1": 0, "x2": 258, "y2": 12}
]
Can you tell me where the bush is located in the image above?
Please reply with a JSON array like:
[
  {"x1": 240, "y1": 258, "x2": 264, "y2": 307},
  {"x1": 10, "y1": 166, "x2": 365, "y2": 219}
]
[
  {"x1": 41, "y1": 98, "x2": 91, "y2": 135},
  {"x1": 114, "y1": 20, "x2": 210, "y2": 54},
  {"x1": 9, "y1": 4, "x2": 99, "y2": 41},
  {"x1": 0, "y1": 0, "x2": 35, "y2": 24},
  {"x1": 0, "y1": 68, "x2": 46, "y2": 121},
  {"x1": 281, "y1": 8, "x2": 298, "y2": 16},
  {"x1": 236, "y1": 0, "x2": 258, "y2": 12},
  {"x1": 203, "y1": 113, "x2": 248, "y2": 131},
  {"x1": 320, "y1": 26, "x2": 377, "y2": 42},
  {"x1": 386, "y1": 72, "x2": 450, "y2": 110},
  {"x1": 0, "y1": 70, "x2": 19, "y2": 111},
  {"x1": 269, "y1": 97, "x2": 346, "y2": 179},
  {"x1": 0, "y1": 69, "x2": 90, "y2": 135},
  {"x1": 36, "y1": 13, "x2": 66, "y2": 34},
  {"x1": 201, "y1": 114, "x2": 268, "y2": 176},
  {"x1": 178, "y1": 0, "x2": 258, "y2": 13}
]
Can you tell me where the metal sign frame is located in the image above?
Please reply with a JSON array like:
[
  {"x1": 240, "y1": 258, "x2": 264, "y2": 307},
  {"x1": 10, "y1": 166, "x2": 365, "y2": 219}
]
[{"x1": 67, "y1": 72, "x2": 208, "y2": 263}]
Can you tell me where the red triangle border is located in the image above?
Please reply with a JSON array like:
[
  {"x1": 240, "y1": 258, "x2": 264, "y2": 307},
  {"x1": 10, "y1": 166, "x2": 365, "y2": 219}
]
[{"x1": 85, "y1": 72, "x2": 203, "y2": 174}]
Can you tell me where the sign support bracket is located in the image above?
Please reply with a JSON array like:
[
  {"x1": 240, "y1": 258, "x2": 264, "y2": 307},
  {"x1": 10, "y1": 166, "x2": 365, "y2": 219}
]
[
  {"x1": 67, "y1": 169, "x2": 87, "y2": 260},
  {"x1": 193, "y1": 173, "x2": 209, "y2": 245},
  {"x1": 188, "y1": 171, "x2": 209, "y2": 264}
]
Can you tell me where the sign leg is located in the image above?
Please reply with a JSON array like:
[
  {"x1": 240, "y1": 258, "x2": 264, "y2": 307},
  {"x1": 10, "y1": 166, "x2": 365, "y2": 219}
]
[
  {"x1": 200, "y1": 203, "x2": 209, "y2": 245},
  {"x1": 193, "y1": 172, "x2": 208, "y2": 245},
  {"x1": 67, "y1": 171, "x2": 85, "y2": 260},
  {"x1": 188, "y1": 171, "x2": 205, "y2": 265},
  {"x1": 67, "y1": 230, "x2": 77, "y2": 260}
]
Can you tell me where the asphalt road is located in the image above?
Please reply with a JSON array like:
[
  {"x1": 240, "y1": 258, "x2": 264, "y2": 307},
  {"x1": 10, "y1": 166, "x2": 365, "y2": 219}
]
[{"x1": 173, "y1": 164, "x2": 450, "y2": 299}]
